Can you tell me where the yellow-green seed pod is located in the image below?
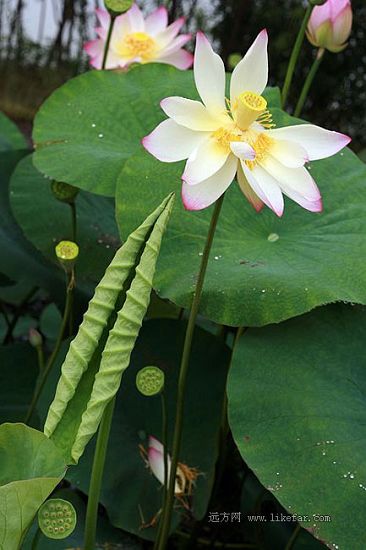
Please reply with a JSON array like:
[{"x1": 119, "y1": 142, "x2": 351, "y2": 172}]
[
  {"x1": 38, "y1": 499, "x2": 76, "y2": 539},
  {"x1": 55, "y1": 240, "x2": 79, "y2": 272},
  {"x1": 105, "y1": 0, "x2": 133, "y2": 16},
  {"x1": 51, "y1": 181, "x2": 79, "y2": 204},
  {"x1": 136, "y1": 366, "x2": 165, "y2": 396}
]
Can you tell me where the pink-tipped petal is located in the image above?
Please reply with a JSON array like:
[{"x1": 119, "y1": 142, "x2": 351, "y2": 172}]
[
  {"x1": 145, "y1": 6, "x2": 168, "y2": 35},
  {"x1": 262, "y1": 157, "x2": 321, "y2": 201},
  {"x1": 148, "y1": 447, "x2": 166, "y2": 485},
  {"x1": 241, "y1": 161, "x2": 284, "y2": 217},
  {"x1": 160, "y1": 96, "x2": 220, "y2": 131},
  {"x1": 182, "y1": 155, "x2": 237, "y2": 211},
  {"x1": 142, "y1": 119, "x2": 206, "y2": 163},
  {"x1": 157, "y1": 49, "x2": 193, "y2": 69},
  {"x1": 95, "y1": 8, "x2": 110, "y2": 30},
  {"x1": 230, "y1": 141, "x2": 256, "y2": 160},
  {"x1": 182, "y1": 138, "x2": 230, "y2": 185},
  {"x1": 84, "y1": 39, "x2": 103, "y2": 58},
  {"x1": 230, "y1": 29, "x2": 268, "y2": 103},
  {"x1": 332, "y1": 4, "x2": 352, "y2": 44},
  {"x1": 194, "y1": 32, "x2": 226, "y2": 112},
  {"x1": 155, "y1": 17, "x2": 185, "y2": 48},
  {"x1": 237, "y1": 163, "x2": 264, "y2": 212},
  {"x1": 310, "y1": 2, "x2": 332, "y2": 31},
  {"x1": 127, "y1": 3, "x2": 145, "y2": 32},
  {"x1": 159, "y1": 34, "x2": 191, "y2": 57},
  {"x1": 148, "y1": 435, "x2": 164, "y2": 454},
  {"x1": 267, "y1": 124, "x2": 351, "y2": 161}
]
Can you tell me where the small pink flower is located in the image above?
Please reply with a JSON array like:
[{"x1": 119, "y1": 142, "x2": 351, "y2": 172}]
[
  {"x1": 307, "y1": 0, "x2": 352, "y2": 53},
  {"x1": 147, "y1": 436, "x2": 198, "y2": 496},
  {"x1": 84, "y1": 4, "x2": 193, "y2": 70}
]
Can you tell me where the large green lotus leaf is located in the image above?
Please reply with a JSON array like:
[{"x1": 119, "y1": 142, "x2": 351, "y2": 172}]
[
  {"x1": 10, "y1": 155, "x2": 120, "y2": 293},
  {"x1": 0, "y1": 343, "x2": 38, "y2": 423},
  {"x1": 0, "y1": 423, "x2": 66, "y2": 549},
  {"x1": 32, "y1": 63, "x2": 280, "y2": 197},
  {"x1": 66, "y1": 318, "x2": 230, "y2": 540},
  {"x1": 116, "y1": 111, "x2": 366, "y2": 327},
  {"x1": 0, "y1": 150, "x2": 65, "y2": 298},
  {"x1": 0, "y1": 112, "x2": 27, "y2": 151},
  {"x1": 227, "y1": 304, "x2": 366, "y2": 550}
]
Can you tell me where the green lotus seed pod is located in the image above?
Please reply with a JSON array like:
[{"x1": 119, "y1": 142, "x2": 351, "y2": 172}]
[
  {"x1": 51, "y1": 181, "x2": 79, "y2": 203},
  {"x1": 105, "y1": 0, "x2": 133, "y2": 16},
  {"x1": 55, "y1": 240, "x2": 79, "y2": 272},
  {"x1": 38, "y1": 499, "x2": 76, "y2": 539},
  {"x1": 136, "y1": 366, "x2": 165, "y2": 396}
]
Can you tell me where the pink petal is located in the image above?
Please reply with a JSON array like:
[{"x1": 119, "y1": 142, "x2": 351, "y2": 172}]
[
  {"x1": 182, "y1": 138, "x2": 229, "y2": 185},
  {"x1": 329, "y1": 0, "x2": 351, "y2": 21},
  {"x1": 309, "y1": 2, "x2": 332, "y2": 32},
  {"x1": 127, "y1": 3, "x2": 145, "y2": 32},
  {"x1": 155, "y1": 17, "x2": 185, "y2": 48},
  {"x1": 84, "y1": 39, "x2": 103, "y2": 58},
  {"x1": 159, "y1": 34, "x2": 191, "y2": 57},
  {"x1": 241, "y1": 162, "x2": 284, "y2": 217},
  {"x1": 237, "y1": 163, "x2": 264, "y2": 212},
  {"x1": 145, "y1": 6, "x2": 168, "y2": 35},
  {"x1": 156, "y1": 49, "x2": 193, "y2": 69},
  {"x1": 332, "y1": 4, "x2": 352, "y2": 44},
  {"x1": 95, "y1": 8, "x2": 110, "y2": 30},
  {"x1": 182, "y1": 155, "x2": 237, "y2": 211}
]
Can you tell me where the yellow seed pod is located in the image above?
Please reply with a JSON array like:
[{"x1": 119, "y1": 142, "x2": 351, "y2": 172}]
[{"x1": 55, "y1": 240, "x2": 79, "y2": 272}]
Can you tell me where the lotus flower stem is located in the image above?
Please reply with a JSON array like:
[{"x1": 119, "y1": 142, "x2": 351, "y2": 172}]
[
  {"x1": 24, "y1": 274, "x2": 74, "y2": 424},
  {"x1": 101, "y1": 14, "x2": 116, "y2": 70},
  {"x1": 84, "y1": 396, "x2": 116, "y2": 550},
  {"x1": 294, "y1": 48, "x2": 325, "y2": 117},
  {"x1": 154, "y1": 392, "x2": 169, "y2": 549},
  {"x1": 282, "y1": 4, "x2": 313, "y2": 108},
  {"x1": 157, "y1": 193, "x2": 225, "y2": 550}
]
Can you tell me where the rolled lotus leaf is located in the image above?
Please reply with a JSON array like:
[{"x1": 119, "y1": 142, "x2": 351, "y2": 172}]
[{"x1": 44, "y1": 193, "x2": 174, "y2": 440}]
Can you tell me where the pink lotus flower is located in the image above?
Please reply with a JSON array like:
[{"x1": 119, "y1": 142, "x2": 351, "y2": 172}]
[
  {"x1": 84, "y1": 4, "x2": 193, "y2": 70},
  {"x1": 147, "y1": 436, "x2": 198, "y2": 496},
  {"x1": 142, "y1": 31, "x2": 351, "y2": 216},
  {"x1": 307, "y1": 0, "x2": 352, "y2": 53}
]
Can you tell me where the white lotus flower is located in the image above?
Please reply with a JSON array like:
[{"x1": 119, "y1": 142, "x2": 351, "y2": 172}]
[{"x1": 143, "y1": 30, "x2": 351, "y2": 215}]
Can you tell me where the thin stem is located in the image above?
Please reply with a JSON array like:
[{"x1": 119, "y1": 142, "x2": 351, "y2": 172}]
[
  {"x1": 70, "y1": 201, "x2": 77, "y2": 242},
  {"x1": 285, "y1": 524, "x2": 301, "y2": 550},
  {"x1": 84, "y1": 396, "x2": 116, "y2": 550},
  {"x1": 294, "y1": 48, "x2": 325, "y2": 117},
  {"x1": 36, "y1": 344, "x2": 45, "y2": 372},
  {"x1": 282, "y1": 4, "x2": 313, "y2": 108},
  {"x1": 157, "y1": 194, "x2": 225, "y2": 550},
  {"x1": 101, "y1": 14, "x2": 116, "y2": 70},
  {"x1": 154, "y1": 392, "x2": 169, "y2": 550},
  {"x1": 3, "y1": 286, "x2": 38, "y2": 344},
  {"x1": 24, "y1": 274, "x2": 74, "y2": 424}
]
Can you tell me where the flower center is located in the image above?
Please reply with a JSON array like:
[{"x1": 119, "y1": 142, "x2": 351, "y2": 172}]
[
  {"x1": 212, "y1": 127, "x2": 241, "y2": 152},
  {"x1": 233, "y1": 91, "x2": 268, "y2": 130},
  {"x1": 118, "y1": 32, "x2": 156, "y2": 60},
  {"x1": 245, "y1": 132, "x2": 273, "y2": 170}
]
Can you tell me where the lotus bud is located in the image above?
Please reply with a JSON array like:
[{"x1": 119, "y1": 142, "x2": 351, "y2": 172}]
[
  {"x1": 307, "y1": 0, "x2": 352, "y2": 53},
  {"x1": 29, "y1": 328, "x2": 43, "y2": 348},
  {"x1": 51, "y1": 180, "x2": 79, "y2": 204}
]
